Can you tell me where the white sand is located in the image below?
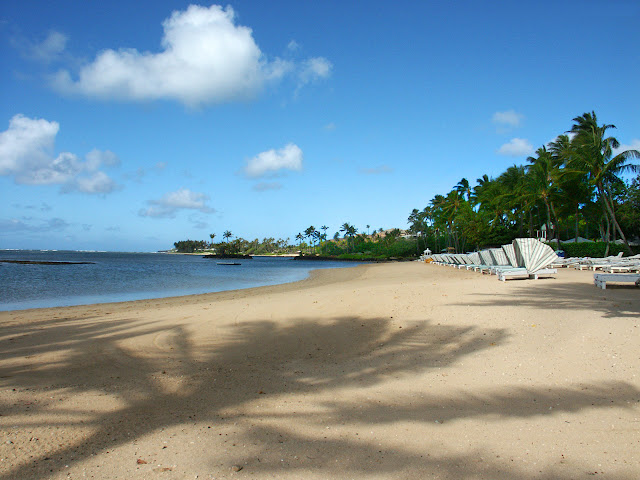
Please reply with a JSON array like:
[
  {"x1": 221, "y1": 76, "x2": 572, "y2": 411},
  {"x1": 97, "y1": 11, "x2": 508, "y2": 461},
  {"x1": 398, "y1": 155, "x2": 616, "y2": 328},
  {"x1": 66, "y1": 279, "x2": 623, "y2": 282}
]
[{"x1": 1, "y1": 262, "x2": 639, "y2": 479}]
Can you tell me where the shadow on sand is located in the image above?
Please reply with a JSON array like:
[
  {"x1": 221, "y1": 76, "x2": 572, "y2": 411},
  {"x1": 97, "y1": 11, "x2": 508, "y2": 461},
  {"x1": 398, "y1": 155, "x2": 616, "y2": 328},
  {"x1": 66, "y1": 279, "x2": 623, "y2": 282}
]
[{"x1": 1, "y1": 311, "x2": 638, "y2": 479}]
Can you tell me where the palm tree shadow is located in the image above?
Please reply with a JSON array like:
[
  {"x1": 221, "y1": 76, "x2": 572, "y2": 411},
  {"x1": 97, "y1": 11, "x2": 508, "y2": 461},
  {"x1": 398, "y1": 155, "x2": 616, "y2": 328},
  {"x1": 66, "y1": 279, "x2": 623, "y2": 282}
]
[
  {"x1": 1, "y1": 314, "x2": 637, "y2": 479},
  {"x1": 459, "y1": 281, "x2": 640, "y2": 318}
]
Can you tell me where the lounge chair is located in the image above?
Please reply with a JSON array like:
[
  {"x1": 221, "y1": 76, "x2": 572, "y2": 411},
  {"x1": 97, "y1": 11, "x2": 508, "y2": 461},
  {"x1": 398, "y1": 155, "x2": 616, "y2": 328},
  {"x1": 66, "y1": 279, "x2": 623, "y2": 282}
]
[
  {"x1": 497, "y1": 238, "x2": 558, "y2": 282},
  {"x1": 593, "y1": 273, "x2": 640, "y2": 289},
  {"x1": 488, "y1": 248, "x2": 515, "y2": 275}
]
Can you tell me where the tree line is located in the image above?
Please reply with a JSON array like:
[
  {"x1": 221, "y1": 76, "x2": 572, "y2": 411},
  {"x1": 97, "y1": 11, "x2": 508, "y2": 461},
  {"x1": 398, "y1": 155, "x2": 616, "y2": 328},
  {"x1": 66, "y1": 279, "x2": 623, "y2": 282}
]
[
  {"x1": 173, "y1": 223, "x2": 421, "y2": 260},
  {"x1": 406, "y1": 111, "x2": 640, "y2": 256},
  {"x1": 174, "y1": 234, "x2": 297, "y2": 255}
]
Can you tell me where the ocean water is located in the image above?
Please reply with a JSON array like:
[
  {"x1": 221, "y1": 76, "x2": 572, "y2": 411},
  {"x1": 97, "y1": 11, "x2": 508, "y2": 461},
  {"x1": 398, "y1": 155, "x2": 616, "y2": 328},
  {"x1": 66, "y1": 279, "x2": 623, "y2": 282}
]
[{"x1": 0, "y1": 250, "x2": 359, "y2": 311}]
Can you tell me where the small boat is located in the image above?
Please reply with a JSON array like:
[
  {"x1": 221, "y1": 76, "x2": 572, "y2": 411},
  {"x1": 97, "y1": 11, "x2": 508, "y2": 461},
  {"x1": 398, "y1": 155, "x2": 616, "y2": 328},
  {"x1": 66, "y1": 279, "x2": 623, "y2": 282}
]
[{"x1": 216, "y1": 262, "x2": 242, "y2": 266}]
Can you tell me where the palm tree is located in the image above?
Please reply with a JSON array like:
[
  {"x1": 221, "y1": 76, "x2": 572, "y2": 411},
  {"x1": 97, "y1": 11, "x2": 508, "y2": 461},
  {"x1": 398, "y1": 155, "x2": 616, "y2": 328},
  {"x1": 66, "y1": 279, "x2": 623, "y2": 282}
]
[
  {"x1": 471, "y1": 174, "x2": 490, "y2": 209},
  {"x1": 313, "y1": 230, "x2": 322, "y2": 251},
  {"x1": 209, "y1": 233, "x2": 216, "y2": 248},
  {"x1": 223, "y1": 230, "x2": 232, "y2": 243},
  {"x1": 304, "y1": 226, "x2": 317, "y2": 253},
  {"x1": 548, "y1": 134, "x2": 592, "y2": 242},
  {"x1": 569, "y1": 111, "x2": 640, "y2": 252},
  {"x1": 321, "y1": 225, "x2": 329, "y2": 245},
  {"x1": 525, "y1": 146, "x2": 562, "y2": 249},
  {"x1": 496, "y1": 165, "x2": 529, "y2": 236},
  {"x1": 408, "y1": 208, "x2": 430, "y2": 254},
  {"x1": 295, "y1": 233, "x2": 304, "y2": 251},
  {"x1": 440, "y1": 190, "x2": 464, "y2": 252},
  {"x1": 455, "y1": 178, "x2": 472, "y2": 202},
  {"x1": 340, "y1": 223, "x2": 357, "y2": 252}
]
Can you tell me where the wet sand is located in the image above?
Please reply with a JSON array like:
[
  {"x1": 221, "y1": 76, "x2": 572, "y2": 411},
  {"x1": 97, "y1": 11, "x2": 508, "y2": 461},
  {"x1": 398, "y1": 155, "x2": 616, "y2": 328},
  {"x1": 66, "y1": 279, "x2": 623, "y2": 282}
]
[{"x1": 1, "y1": 262, "x2": 639, "y2": 479}]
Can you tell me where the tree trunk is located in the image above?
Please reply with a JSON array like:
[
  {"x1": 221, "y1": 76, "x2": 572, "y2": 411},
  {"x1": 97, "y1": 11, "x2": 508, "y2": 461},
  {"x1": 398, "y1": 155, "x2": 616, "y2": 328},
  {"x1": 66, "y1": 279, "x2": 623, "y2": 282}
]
[
  {"x1": 598, "y1": 184, "x2": 631, "y2": 254},
  {"x1": 549, "y1": 201, "x2": 562, "y2": 250},
  {"x1": 601, "y1": 210, "x2": 610, "y2": 256},
  {"x1": 543, "y1": 199, "x2": 552, "y2": 243},
  {"x1": 575, "y1": 204, "x2": 579, "y2": 242}
]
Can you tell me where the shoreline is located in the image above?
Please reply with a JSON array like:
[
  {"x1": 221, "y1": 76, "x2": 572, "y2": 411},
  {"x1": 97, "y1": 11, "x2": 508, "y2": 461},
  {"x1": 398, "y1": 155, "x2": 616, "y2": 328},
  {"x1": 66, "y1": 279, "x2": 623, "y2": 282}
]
[
  {"x1": 0, "y1": 262, "x2": 369, "y2": 314},
  {"x1": 0, "y1": 257, "x2": 364, "y2": 313},
  {"x1": 1, "y1": 263, "x2": 639, "y2": 479}
]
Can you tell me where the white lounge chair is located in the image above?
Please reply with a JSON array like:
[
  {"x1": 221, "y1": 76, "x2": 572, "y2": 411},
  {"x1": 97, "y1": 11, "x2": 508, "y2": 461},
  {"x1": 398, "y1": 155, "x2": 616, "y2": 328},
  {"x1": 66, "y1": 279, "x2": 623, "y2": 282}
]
[
  {"x1": 497, "y1": 238, "x2": 558, "y2": 282},
  {"x1": 594, "y1": 273, "x2": 640, "y2": 289}
]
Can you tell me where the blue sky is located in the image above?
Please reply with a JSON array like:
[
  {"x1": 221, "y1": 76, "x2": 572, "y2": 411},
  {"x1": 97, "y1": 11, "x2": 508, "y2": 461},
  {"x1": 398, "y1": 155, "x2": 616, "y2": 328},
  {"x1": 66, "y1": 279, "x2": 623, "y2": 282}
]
[{"x1": 1, "y1": 1, "x2": 639, "y2": 252}]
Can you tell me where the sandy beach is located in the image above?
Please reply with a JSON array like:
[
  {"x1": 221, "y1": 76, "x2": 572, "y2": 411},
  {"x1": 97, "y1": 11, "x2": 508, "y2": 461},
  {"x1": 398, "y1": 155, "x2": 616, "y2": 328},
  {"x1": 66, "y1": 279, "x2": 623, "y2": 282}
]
[{"x1": 1, "y1": 262, "x2": 639, "y2": 480}]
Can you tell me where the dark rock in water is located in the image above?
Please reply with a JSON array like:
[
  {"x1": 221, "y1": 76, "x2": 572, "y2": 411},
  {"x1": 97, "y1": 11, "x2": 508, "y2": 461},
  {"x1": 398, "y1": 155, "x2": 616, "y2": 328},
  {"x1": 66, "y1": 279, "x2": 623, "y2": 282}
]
[
  {"x1": 0, "y1": 260, "x2": 95, "y2": 265},
  {"x1": 203, "y1": 254, "x2": 252, "y2": 260}
]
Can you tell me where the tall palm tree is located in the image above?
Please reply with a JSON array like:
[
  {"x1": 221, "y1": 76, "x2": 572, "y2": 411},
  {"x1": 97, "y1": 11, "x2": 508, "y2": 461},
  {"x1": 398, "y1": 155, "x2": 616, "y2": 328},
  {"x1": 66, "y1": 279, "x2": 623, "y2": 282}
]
[
  {"x1": 496, "y1": 165, "x2": 529, "y2": 237},
  {"x1": 569, "y1": 111, "x2": 640, "y2": 251},
  {"x1": 223, "y1": 230, "x2": 232, "y2": 243},
  {"x1": 525, "y1": 146, "x2": 562, "y2": 248},
  {"x1": 455, "y1": 178, "x2": 472, "y2": 202},
  {"x1": 304, "y1": 226, "x2": 317, "y2": 253},
  {"x1": 440, "y1": 189, "x2": 464, "y2": 252},
  {"x1": 209, "y1": 233, "x2": 216, "y2": 247},
  {"x1": 340, "y1": 223, "x2": 357, "y2": 252},
  {"x1": 548, "y1": 134, "x2": 592, "y2": 242},
  {"x1": 321, "y1": 225, "x2": 329, "y2": 244}
]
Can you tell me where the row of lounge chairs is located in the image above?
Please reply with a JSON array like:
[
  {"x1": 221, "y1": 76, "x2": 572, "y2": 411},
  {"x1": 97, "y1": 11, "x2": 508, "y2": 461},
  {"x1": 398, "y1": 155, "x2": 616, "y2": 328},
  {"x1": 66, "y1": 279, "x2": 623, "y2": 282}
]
[
  {"x1": 550, "y1": 252, "x2": 640, "y2": 273},
  {"x1": 424, "y1": 238, "x2": 558, "y2": 282},
  {"x1": 549, "y1": 252, "x2": 640, "y2": 289},
  {"x1": 424, "y1": 240, "x2": 640, "y2": 289}
]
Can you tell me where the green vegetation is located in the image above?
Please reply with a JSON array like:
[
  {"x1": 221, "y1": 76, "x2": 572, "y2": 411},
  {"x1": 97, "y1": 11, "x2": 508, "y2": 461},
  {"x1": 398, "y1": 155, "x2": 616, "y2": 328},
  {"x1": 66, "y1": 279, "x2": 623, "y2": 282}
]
[
  {"x1": 407, "y1": 111, "x2": 640, "y2": 257},
  {"x1": 173, "y1": 240, "x2": 209, "y2": 253},
  {"x1": 173, "y1": 227, "x2": 421, "y2": 260},
  {"x1": 173, "y1": 236, "x2": 298, "y2": 255},
  {"x1": 315, "y1": 229, "x2": 417, "y2": 260},
  {"x1": 558, "y1": 242, "x2": 629, "y2": 259}
]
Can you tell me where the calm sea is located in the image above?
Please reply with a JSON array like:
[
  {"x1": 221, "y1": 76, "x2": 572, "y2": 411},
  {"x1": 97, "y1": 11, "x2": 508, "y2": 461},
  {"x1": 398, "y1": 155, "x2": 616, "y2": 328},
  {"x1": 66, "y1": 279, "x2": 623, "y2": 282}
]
[{"x1": 0, "y1": 250, "x2": 359, "y2": 311}]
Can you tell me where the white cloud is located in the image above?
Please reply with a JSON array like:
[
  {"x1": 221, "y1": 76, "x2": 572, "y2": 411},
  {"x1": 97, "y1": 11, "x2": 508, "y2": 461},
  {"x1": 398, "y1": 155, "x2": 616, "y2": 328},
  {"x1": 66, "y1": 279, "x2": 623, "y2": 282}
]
[
  {"x1": 0, "y1": 217, "x2": 70, "y2": 234},
  {"x1": 299, "y1": 57, "x2": 332, "y2": 83},
  {"x1": 613, "y1": 139, "x2": 640, "y2": 157},
  {"x1": 287, "y1": 40, "x2": 300, "y2": 52},
  {"x1": 294, "y1": 57, "x2": 332, "y2": 96},
  {"x1": 139, "y1": 188, "x2": 215, "y2": 218},
  {"x1": 492, "y1": 110, "x2": 524, "y2": 128},
  {"x1": 65, "y1": 171, "x2": 119, "y2": 194},
  {"x1": 31, "y1": 31, "x2": 68, "y2": 63},
  {"x1": 497, "y1": 138, "x2": 534, "y2": 157},
  {"x1": 52, "y1": 5, "x2": 329, "y2": 106},
  {"x1": 0, "y1": 114, "x2": 120, "y2": 193},
  {"x1": 12, "y1": 30, "x2": 68, "y2": 63},
  {"x1": 243, "y1": 143, "x2": 303, "y2": 178},
  {"x1": 324, "y1": 122, "x2": 336, "y2": 131},
  {"x1": 86, "y1": 148, "x2": 120, "y2": 168}
]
